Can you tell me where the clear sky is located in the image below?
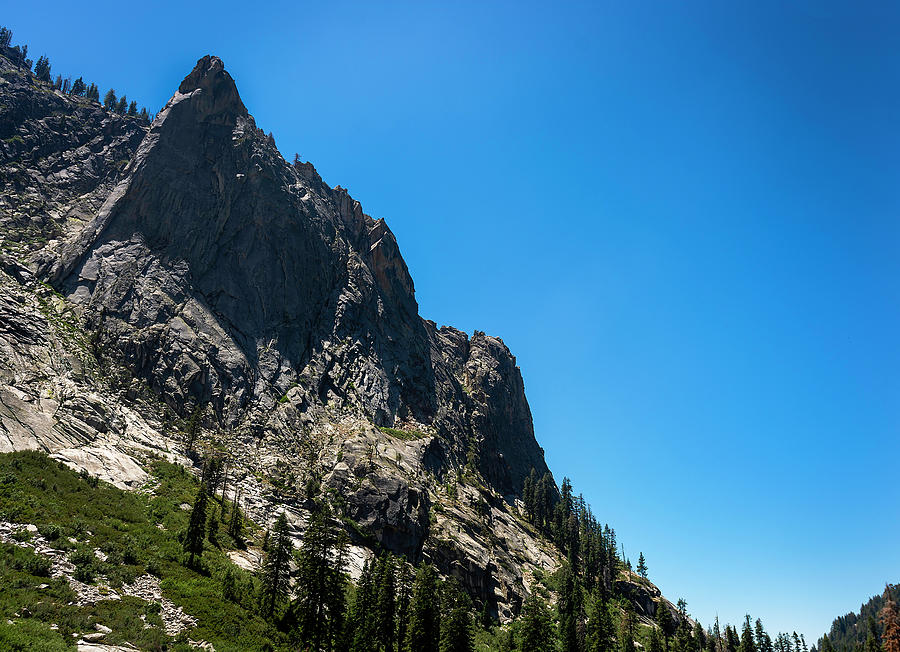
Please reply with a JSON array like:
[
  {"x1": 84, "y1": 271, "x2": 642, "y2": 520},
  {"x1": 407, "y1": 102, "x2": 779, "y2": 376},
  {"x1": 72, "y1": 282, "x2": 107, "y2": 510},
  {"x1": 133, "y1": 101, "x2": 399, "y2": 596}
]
[{"x1": 6, "y1": 0, "x2": 898, "y2": 640}]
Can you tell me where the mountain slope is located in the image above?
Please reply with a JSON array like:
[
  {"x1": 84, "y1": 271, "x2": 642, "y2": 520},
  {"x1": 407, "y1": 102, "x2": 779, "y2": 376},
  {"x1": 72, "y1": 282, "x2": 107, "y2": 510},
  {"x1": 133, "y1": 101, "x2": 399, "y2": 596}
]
[{"x1": 1, "y1": 51, "x2": 562, "y2": 616}]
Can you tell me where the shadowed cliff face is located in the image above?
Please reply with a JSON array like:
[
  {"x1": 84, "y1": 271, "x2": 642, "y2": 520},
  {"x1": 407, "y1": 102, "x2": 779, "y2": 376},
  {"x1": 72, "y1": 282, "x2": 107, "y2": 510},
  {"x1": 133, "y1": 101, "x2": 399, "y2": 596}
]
[{"x1": 38, "y1": 55, "x2": 549, "y2": 497}]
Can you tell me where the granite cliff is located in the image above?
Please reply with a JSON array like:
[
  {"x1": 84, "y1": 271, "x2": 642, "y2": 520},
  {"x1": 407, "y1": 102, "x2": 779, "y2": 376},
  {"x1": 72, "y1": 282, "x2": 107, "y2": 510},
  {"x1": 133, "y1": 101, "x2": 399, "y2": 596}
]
[{"x1": 1, "y1": 53, "x2": 560, "y2": 616}]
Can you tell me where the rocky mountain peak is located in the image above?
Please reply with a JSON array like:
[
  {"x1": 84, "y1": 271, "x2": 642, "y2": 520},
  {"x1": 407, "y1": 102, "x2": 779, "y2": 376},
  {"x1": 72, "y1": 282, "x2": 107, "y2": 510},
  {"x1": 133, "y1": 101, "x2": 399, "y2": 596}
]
[{"x1": 174, "y1": 54, "x2": 247, "y2": 123}]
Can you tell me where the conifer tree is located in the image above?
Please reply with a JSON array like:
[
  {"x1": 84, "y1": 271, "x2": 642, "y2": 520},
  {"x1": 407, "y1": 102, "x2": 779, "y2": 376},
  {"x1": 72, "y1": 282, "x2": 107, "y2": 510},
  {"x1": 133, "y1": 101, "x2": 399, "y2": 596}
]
[
  {"x1": 34, "y1": 55, "x2": 51, "y2": 82},
  {"x1": 406, "y1": 563, "x2": 442, "y2": 652},
  {"x1": 116, "y1": 95, "x2": 128, "y2": 114},
  {"x1": 127, "y1": 100, "x2": 137, "y2": 116},
  {"x1": 523, "y1": 469, "x2": 536, "y2": 521},
  {"x1": 657, "y1": 602, "x2": 675, "y2": 652},
  {"x1": 258, "y1": 512, "x2": 293, "y2": 620},
  {"x1": 694, "y1": 622, "x2": 708, "y2": 652},
  {"x1": 755, "y1": 619, "x2": 773, "y2": 652},
  {"x1": 183, "y1": 483, "x2": 208, "y2": 568},
  {"x1": 586, "y1": 589, "x2": 615, "y2": 652},
  {"x1": 87, "y1": 83, "x2": 99, "y2": 101},
  {"x1": 711, "y1": 618, "x2": 723, "y2": 652},
  {"x1": 637, "y1": 552, "x2": 648, "y2": 579},
  {"x1": 103, "y1": 88, "x2": 117, "y2": 109},
  {"x1": 396, "y1": 562, "x2": 412, "y2": 650},
  {"x1": 0, "y1": 26, "x2": 11, "y2": 48},
  {"x1": 440, "y1": 579, "x2": 475, "y2": 652},
  {"x1": 621, "y1": 602, "x2": 637, "y2": 652},
  {"x1": 519, "y1": 594, "x2": 555, "y2": 652},
  {"x1": 725, "y1": 627, "x2": 740, "y2": 652},
  {"x1": 882, "y1": 586, "x2": 900, "y2": 652},
  {"x1": 71, "y1": 76, "x2": 86, "y2": 96},
  {"x1": 228, "y1": 490, "x2": 243, "y2": 544},
  {"x1": 740, "y1": 616, "x2": 758, "y2": 652},
  {"x1": 288, "y1": 504, "x2": 346, "y2": 650},
  {"x1": 818, "y1": 635, "x2": 833, "y2": 652},
  {"x1": 139, "y1": 107, "x2": 150, "y2": 123},
  {"x1": 558, "y1": 563, "x2": 583, "y2": 652},
  {"x1": 348, "y1": 559, "x2": 376, "y2": 652},
  {"x1": 650, "y1": 628, "x2": 665, "y2": 652},
  {"x1": 374, "y1": 554, "x2": 396, "y2": 652}
]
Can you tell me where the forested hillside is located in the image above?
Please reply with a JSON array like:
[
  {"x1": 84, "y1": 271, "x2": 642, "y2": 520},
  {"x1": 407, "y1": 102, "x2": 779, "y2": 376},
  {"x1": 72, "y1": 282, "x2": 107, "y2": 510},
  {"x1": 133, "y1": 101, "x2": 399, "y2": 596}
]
[{"x1": 817, "y1": 586, "x2": 900, "y2": 652}]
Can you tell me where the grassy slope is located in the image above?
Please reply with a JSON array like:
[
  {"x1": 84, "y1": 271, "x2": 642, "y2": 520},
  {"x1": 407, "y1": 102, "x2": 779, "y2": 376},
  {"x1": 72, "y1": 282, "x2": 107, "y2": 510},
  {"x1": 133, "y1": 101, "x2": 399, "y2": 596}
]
[{"x1": 0, "y1": 450, "x2": 284, "y2": 651}]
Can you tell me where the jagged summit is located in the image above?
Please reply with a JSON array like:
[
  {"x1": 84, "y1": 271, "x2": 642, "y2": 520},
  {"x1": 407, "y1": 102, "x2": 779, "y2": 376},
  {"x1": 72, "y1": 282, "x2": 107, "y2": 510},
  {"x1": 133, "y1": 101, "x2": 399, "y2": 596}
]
[{"x1": 175, "y1": 55, "x2": 248, "y2": 122}]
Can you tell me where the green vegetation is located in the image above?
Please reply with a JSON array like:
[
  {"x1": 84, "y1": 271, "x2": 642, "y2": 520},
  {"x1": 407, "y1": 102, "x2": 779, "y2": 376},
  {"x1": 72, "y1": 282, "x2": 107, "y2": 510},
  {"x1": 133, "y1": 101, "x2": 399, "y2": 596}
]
[
  {"x1": 819, "y1": 585, "x2": 900, "y2": 652},
  {"x1": 0, "y1": 450, "x2": 282, "y2": 650},
  {"x1": 0, "y1": 25, "x2": 151, "y2": 122},
  {"x1": 379, "y1": 426, "x2": 428, "y2": 441}
]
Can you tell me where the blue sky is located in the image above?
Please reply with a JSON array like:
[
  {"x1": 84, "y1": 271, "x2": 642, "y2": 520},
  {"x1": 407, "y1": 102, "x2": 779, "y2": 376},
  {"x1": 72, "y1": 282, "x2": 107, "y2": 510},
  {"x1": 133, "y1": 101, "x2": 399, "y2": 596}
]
[{"x1": 7, "y1": 0, "x2": 899, "y2": 640}]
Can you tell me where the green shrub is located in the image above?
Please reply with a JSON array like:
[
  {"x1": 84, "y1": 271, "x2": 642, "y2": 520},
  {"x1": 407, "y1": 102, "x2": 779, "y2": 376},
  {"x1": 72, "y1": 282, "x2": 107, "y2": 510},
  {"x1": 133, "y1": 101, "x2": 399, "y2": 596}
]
[
  {"x1": 73, "y1": 564, "x2": 94, "y2": 583},
  {"x1": 23, "y1": 555, "x2": 51, "y2": 577},
  {"x1": 38, "y1": 524, "x2": 61, "y2": 541},
  {"x1": 0, "y1": 619, "x2": 68, "y2": 651}
]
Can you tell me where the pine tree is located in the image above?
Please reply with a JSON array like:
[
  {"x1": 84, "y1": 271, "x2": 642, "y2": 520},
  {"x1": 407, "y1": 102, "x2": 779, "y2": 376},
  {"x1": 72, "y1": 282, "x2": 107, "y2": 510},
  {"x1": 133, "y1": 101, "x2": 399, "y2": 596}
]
[
  {"x1": 694, "y1": 622, "x2": 708, "y2": 652},
  {"x1": 139, "y1": 107, "x2": 150, "y2": 124},
  {"x1": 740, "y1": 616, "x2": 758, "y2": 652},
  {"x1": 228, "y1": 490, "x2": 243, "y2": 544},
  {"x1": 127, "y1": 100, "x2": 137, "y2": 117},
  {"x1": 650, "y1": 628, "x2": 665, "y2": 652},
  {"x1": 406, "y1": 564, "x2": 442, "y2": 652},
  {"x1": 374, "y1": 554, "x2": 396, "y2": 652},
  {"x1": 657, "y1": 602, "x2": 675, "y2": 652},
  {"x1": 115, "y1": 95, "x2": 128, "y2": 114},
  {"x1": 348, "y1": 558, "x2": 376, "y2": 652},
  {"x1": 755, "y1": 619, "x2": 773, "y2": 652},
  {"x1": 103, "y1": 88, "x2": 117, "y2": 109},
  {"x1": 586, "y1": 589, "x2": 615, "y2": 652},
  {"x1": 440, "y1": 579, "x2": 475, "y2": 652},
  {"x1": 184, "y1": 403, "x2": 204, "y2": 451},
  {"x1": 396, "y1": 562, "x2": 412, "y2": 650},
  {"x1": 523, "y1": 469, "x2": 536, "y2": 521},
  {"x1": 288, "y1": 504, "x2": 346, "y2": 651},
  {"x1": 637, "y1": 552, "x2": 648, "y2": 579},
  {"x1": 882, "y1": 586, "x2": 900, "y2": 652},
  {"x1": 0, "y1": 26, "x2": 11, "y2": 48},
  {"x1": 621, "y1": 602, "x2": 637, "y2": 652},
  {"x1": 711, "y1": 618, "x2": 723, "y2": 652},
  {"x1": 71, "y1": 76, "x2": 86, "y2": 96},
  {"x1": 558, "y1": 563, "x2": 582, "y2": 652},
  {"x1": 519, "y1": 594, "x2": 555, "y2": 652},
  {"x1": 725, "y1": 627, "x2": 740, "y2": 652},
  {"x1": 183, "y1": 484, "x2": 208, "y2": 568},
  {"x1": 86, "y1": 83, "x2": 99, "y2": 101},
  {"x1": 818, "y1": 635, "x2": 833, "y2": 652},
  {"x1": 258, "y1": 512, "x2": 293, "y2": 620},
  {"x1": 34, "y1": 55, "x2": 51, "y2": 82}
]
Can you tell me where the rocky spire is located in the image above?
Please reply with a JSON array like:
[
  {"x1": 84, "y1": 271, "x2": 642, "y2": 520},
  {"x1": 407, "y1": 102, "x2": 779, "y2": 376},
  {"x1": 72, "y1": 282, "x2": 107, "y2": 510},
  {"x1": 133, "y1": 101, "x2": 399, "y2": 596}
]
[{"x1": 173, "y1": 55, "x2": 248, "y2": 124}]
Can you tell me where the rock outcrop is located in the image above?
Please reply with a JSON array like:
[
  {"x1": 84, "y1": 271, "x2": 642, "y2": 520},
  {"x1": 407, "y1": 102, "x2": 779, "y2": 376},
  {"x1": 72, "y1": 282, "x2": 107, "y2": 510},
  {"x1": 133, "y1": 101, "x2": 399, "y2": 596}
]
[{"x1": 0, "y1": 52, "x2": 557, "y2": 615}]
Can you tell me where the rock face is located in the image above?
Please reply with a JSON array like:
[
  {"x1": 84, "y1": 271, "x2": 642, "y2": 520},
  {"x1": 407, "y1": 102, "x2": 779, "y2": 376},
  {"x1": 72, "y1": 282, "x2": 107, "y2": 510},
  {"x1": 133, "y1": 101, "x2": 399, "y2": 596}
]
[
  {"x1": 0, "y1": 52, "x2": 556, "y2": 616},
  {"x1": 42, "y1": 55, "x2": 550, "y2": 497}
]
